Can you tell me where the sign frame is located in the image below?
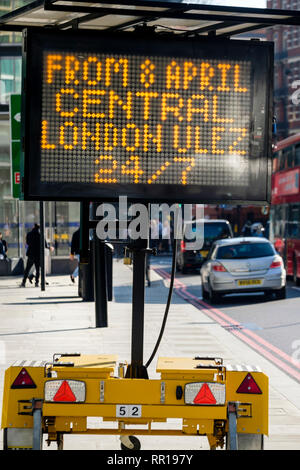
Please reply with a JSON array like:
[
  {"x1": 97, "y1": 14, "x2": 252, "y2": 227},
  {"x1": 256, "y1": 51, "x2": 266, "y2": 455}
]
[
  {"x1": 9, "y1": 93, "x2": 21, "y2": 199},
  {"x1": 21, "y1": 28, "x2": 274, "y2": 204}
]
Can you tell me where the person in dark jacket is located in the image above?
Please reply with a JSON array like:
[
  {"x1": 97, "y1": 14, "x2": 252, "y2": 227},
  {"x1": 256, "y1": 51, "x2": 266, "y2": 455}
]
[
  {"x1": 20, "y1": 224, "x2": 41, "y2": 287},
  {"x1": 241, "y1": 220, "x2": 252, "y2": 237},
  {"x1": 70, "y1": 228, "x2": 80, "y2": 283},
  {"x1": 0, "y1": 232, "x2": 7, "y2": 259}
]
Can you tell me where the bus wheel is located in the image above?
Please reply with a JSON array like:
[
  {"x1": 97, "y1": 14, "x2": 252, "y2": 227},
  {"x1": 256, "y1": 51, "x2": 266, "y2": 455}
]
[{"x1": 293, "y1": 257, "x2": 300, "y2": 286}]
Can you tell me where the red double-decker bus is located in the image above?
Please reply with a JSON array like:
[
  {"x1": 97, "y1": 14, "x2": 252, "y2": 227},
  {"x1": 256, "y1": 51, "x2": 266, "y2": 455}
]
[{"x1": 270, "y1": 133, "x2": 300, "y2": 285}]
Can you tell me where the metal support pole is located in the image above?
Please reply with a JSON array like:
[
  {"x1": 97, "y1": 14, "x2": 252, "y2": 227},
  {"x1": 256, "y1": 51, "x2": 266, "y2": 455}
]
[
  {"x1": 79, "y1": 201, "x2": 94, "y2": 300},
  {"x1": 105, "y1": 243, "x2": 114, "y2": 302},
  {"x1": 17, "y1": 200, "x2": 21, "y2": 258},
  {"x1": 39, "y1": 201, "x2": 45, "y2": 291},
  {"x1": 32, "y1": 399, "x2": 43, "y2": 450},
  {"x1": 125, "y1": 237, "x2": 149, "y2": 379},
  {"x1": 93, "y1": 230, "x2": 108, "y2": 328},
  {"x1": 237, "y1": 204, "x2": 241, "y2": 235},
  {"x1": 80, "y1": 201, "x2": 90, "y2": 264},
  {"x1": 131, "y1": 239, "x2": 146, "y2": 368},
  {"x1": 54, "y1": 202, "x2": 58, "y2": 256},
  {"x1": 227, "y1": 402, "x2": 238, "y2": 450}
]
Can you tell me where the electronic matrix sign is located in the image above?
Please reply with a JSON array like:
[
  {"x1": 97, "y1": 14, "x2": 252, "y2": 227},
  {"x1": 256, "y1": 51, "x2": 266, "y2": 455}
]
[{"x1": 22, "y1": 29, "x2": 273, "y2": 203}]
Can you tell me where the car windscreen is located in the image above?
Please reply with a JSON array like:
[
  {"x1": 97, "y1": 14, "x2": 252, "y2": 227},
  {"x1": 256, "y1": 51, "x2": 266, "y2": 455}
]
[
  {"x1": 184, "y1": 223, "x2": 231, "y2": 243},
  {"x1": 216, "y1": 242, "x2": 275, "y2": 259}
]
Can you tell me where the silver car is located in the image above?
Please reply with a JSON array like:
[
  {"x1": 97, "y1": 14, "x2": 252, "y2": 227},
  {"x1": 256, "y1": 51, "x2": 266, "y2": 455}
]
[{"x1": 200, "y1": 237, "x2": 286, "y2": 303}]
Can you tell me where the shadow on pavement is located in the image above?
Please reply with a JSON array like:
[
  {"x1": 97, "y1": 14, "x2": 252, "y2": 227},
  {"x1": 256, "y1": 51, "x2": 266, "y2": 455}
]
[
  {"x1": 113, "y1": 279, "x2": 185, "y2": 304},
  {"x1": 0, "y1": 327, "x2": 94, "y2": 336},
  {"x1": 3, "y1": 300, "x2": 83, "y2": 305}
]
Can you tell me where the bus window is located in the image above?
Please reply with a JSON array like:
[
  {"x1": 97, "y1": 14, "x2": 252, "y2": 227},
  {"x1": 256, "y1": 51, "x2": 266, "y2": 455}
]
[
  {"x1": 278, "y1": 150, "x2": 285, "y2": 170},
  {"x1": 288, "y1": 222, "x2": 300, "y2": 238},
  {"x1": 272, "y1": 152, "x2": 279, "y2": 172},
  {"x1": 274, "y1": 204, "x2": 286, "y2": 238},
  {"x1": 295, "y1": 144, "x2": 300, "y2": 167},
  {"x1": 288, "y1": 204, "x2": 300, "y2": 239},
  {"x1": 282, "y1": 146, "x2": 294, "y2": 170}
]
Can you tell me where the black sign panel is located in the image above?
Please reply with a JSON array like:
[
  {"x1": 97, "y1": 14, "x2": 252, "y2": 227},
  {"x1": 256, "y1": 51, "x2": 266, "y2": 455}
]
[{"x1": 22, "y1": 29, "x2": 273, "y2": 203}]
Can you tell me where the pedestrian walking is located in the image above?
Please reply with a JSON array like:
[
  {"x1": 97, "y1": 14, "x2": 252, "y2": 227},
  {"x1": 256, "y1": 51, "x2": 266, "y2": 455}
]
[
  {"x1": 70, "y1": 228, "x2": 80, "y2": 283},
  {"x1": 20, "y1": 224, "x2": 41, "y2": 287},
  {"x1": 162, "y1": 220, "x2": 171, "y2": 253},
  {"x1": 241, "y1": 220, "x2": 252, "y2": 237},
  {"x1": 251, "y1": 222, "x2": 265, "y2": 237},
  {"x1": 27, "y1": 236, "x2": 53, "y2": 285},
  {"x1": 150, "y1": 219, "x2": 159, "y2": 251},
  {"x1": 0, "y1": 232, "x2": 7, "y2": 259}
]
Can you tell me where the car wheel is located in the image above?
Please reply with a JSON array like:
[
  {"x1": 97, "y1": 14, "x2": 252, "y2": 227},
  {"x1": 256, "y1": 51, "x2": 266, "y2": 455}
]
[
  {"x1": 264, "y1": 291, "x2": 273, "y2": 301},
  {"x1": 293, "y1": 257, "x2": 300, "y2": 286},
  {"x1": 209, "y1": 283, "x2": 221, "y2": 304},
  {"x1": 275, "y1": 286, "x2": 286, "y2": 300},
  {"x1": 202, "y1": 283, "x2": 209, "y2": 300},
  {"x1": 182, "y1": 266, "x2": 188, "y2": 274}
]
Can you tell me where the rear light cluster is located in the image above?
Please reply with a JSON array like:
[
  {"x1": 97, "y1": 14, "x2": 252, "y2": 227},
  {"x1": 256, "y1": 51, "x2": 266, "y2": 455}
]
[
  {"x1": 44, "y1": 380, "x2": 86, "y2": 403},
  {"x1": 180, "y1": 241, "x2": 186, "y2": 252},
  {"x1": 269, "y1": 259, "x2": 282, "y2": 269},
  {"x1": 184, "y1": 374, "x2": 262, "y2": 406},
  {"x1": 11, "y1": 370, "x2": 262, "y2": 410},
  {"x1": 185, "y1": 382, "x2": 226, "y2": 405},
  {"x1": 212, "y1": 263, "x2": 227, "y2": 272}
]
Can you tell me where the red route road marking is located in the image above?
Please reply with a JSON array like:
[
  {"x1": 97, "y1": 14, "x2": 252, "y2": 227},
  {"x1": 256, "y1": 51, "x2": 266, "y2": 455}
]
[{"x1": 154, "y1": 267, "x2": 300, "y2": 382}]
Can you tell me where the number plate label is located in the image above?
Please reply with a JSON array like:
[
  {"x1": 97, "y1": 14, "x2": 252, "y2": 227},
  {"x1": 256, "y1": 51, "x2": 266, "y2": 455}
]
[
  {"x1": 237, "y1": 279, "x2": 262, "y2": 286},
  {"x1": 116, "y1": 405, "x2": 142, "y2": 418}
]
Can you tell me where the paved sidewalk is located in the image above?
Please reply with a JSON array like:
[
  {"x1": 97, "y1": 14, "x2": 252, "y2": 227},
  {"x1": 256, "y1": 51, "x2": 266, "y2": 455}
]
[{"x1": 0, "y1": 258, "x2": 300, "y2": 450}]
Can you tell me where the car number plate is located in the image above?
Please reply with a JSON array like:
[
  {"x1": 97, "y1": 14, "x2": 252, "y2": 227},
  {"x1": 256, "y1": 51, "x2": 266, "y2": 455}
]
[
  {"x1": 237, "y1": 279, "x2": 262, "y2": 286},
  {"x1": 116, "y1": 404, "x2": 142, "y2": 418},
  {"x1": 200, "y1": 250, "x2": 209, "y2": 257}
]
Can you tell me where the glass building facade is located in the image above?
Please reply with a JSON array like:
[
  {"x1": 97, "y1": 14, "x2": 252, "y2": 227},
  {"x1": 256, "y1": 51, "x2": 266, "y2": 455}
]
[{"x1": 0, "y1": 8, "x2": 80, "y2": 262}]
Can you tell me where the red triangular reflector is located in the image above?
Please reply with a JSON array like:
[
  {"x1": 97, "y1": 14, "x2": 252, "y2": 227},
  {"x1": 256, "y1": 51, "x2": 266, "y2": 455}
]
[
  {"x1": 53, "y1": 380, "x2": 76, "y2": 402},
  {"x1": 11, "y1": 368, "x2": 36, "y2": 389},
  {"x1": 193, "y1": 383, "x2": 216, "y2": 404},
  {"x1": 236, "y1": 373, "x2": 262, "y2": 394}
]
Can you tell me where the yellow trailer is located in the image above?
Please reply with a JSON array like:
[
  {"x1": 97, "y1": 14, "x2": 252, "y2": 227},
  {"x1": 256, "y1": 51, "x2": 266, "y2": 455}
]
[
  {"x1": 1, "y1": 225, "x2": 269, "y2": 451},
  {"x1": 1, "y1": 353, "x2": 268, "y2": 450}
]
